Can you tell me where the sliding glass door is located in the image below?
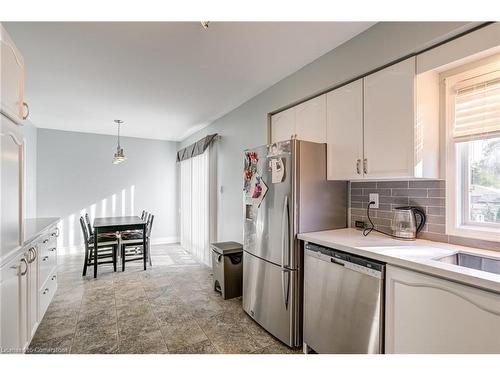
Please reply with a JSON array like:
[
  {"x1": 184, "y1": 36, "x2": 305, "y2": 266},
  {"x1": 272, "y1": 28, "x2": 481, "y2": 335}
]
[{"x1": 179, "y1": 147, "x2": 214, "y2": 266}]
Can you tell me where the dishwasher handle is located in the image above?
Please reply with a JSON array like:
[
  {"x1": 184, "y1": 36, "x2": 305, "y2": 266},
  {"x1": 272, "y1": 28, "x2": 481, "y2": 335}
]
[
  {"x1": 330, "y1": 257, "x2": 344, "y2": 266},
  {"x1": 305, "y1": 245, "x2": 384, "y2": 279}
]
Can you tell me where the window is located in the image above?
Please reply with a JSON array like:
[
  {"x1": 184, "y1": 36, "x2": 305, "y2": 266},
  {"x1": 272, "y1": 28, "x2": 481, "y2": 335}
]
[
  {"x1": 457, "y1": 138, "x2": 500, "y2": 227},
  {"x1": 445, "y1": 58, "x2": 500, "y2": 241}
]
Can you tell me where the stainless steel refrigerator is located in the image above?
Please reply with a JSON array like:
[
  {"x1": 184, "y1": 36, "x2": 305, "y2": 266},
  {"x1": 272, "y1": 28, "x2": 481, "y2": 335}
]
[{"x1": 242, "y1": 139, "x2": 347, "y2": 347}]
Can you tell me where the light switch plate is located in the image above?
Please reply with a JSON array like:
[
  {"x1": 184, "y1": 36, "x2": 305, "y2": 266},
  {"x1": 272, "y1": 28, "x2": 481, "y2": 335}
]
[{"x1": 369, "y1": 193, "x2": 379, "y2": 209}]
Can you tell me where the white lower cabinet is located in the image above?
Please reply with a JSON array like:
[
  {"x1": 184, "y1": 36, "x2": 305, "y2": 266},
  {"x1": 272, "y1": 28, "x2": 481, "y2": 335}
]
[
  {"x1": 39, "y1": 272, "x2": 57, "y2": 321},
  {"x1": 0, "y1": 225, "x2": 58, "y2": 353},
  {"x1": 385, "y1": 265, "x2": 500, "y2": 353},
  {"x1": 26, "y1": 244, "x2": 39, "y2": 341},
  {"x1": 0, "y1": 252, "x2": 29, "y2": 353}
]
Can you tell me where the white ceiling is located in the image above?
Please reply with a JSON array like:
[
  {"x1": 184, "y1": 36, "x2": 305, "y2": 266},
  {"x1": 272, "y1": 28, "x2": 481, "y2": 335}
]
[{"x1": 5, "y1": 22, "x2": 375, "y2": 141}]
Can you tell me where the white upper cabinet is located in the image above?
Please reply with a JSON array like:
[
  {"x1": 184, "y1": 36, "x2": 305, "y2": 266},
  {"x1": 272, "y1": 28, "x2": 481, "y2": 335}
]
[
  {"x1": 326, "y1": 79, "x2": 363, "y2": 180},
  {"x1": 271, "y1": 94, "x2": 327, "y2": 144},
  {"x1": 326, "y1": 56, "x2": 438, "y2": 180},
  {"x1": 295, "y1": 94, "x2": 327, "y2": 144},
  {"x1": 271, "y1": 107, "x2": 295, "y2": 143},
  {"x1": 363, "y1": 57, "x2": 416, "y2": 178},
  {"x1": 0, "y1": 24, "x2": 26, "y2": 124}
]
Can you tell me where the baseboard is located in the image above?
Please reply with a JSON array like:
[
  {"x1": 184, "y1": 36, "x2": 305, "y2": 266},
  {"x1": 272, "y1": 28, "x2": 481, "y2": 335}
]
[
  {"x1": 58, "y1": 237, "x2": 180, "y2": 254},
  {"x1": 150, "y1": 237, "x2": 180, "y2": 245}
]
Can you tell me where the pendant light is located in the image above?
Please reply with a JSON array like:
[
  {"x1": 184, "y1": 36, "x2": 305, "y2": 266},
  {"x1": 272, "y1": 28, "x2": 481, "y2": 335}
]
[{"x1": 112, "y1": 119, "x2": 126, "y2": 164}]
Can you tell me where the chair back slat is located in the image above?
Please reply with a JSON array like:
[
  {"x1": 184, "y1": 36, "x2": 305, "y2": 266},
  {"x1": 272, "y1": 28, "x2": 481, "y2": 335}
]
[
  {"x1": 80, "y1": 216, "x2": 90, "y2": 243},
  {"x1": 147, "y1": 214, "x2": 154, "y2": 238},
  {"x1": 141, "y1": 210, "x2": 147, "y2": 220},
  {"x1": 85, "y1": 213, "x2": 93, "y2": 236}
]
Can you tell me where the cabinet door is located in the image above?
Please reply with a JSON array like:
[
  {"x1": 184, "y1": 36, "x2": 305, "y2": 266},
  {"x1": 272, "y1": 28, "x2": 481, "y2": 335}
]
[
  {"x1": 363, "y1": 57, "x2": 415, "y2": 178},
  {"x1": 1, "y1": 114, "x2": 24, "y2": 258},
  {"x1": 326, "y1": 80, "x2": 363, "y2": 180},
  {"x1": 386, "y1": 265, "x2": 500, "y2": 354},
  {"x1": 295, "y1": 94, "x2": 327, "y2": 143},
  {"x1": 0, "y1": 253, "x2": 29, "y2": 353},
  {"x1": 0, "y1": 25, "x2": 25, "y2": 123},
  {"x1": 271, "y1": 107, "x2": 295, "y2": 143}
]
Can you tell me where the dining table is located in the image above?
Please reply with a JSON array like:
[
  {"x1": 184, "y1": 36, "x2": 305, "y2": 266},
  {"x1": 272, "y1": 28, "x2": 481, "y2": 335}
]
[{"x1": 93, "y1": 215, "x2": 147, "y2": 278}]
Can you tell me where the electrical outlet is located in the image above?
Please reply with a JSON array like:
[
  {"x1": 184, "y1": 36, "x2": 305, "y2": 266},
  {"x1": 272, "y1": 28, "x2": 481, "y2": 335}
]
[
  {"x1": 369, "y1": 193, "x2": 379, "y2": 209},
  {"x1": 354, "y1": 220, "x2": 366, "y2": 229}
]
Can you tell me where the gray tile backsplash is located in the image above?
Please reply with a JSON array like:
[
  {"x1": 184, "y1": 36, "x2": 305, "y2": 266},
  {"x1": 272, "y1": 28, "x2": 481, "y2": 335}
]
[
  {"x1": 350, "y1": 180, "x2": 446, "y2": 239},
  {"x1": 349, "y1": 180, "x2": 500, "y2": 251}
]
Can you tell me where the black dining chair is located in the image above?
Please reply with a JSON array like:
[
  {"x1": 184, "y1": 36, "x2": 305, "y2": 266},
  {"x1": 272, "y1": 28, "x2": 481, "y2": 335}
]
[
  {"x1": 85, "y1": 213, "x2": 118, "y2": 241},
  {"x1": 120, "y1": 213, "x2": 154, "y2": 270},
  {"x1": 80, "y1": 216, "x2": 119, "y2": 276}
]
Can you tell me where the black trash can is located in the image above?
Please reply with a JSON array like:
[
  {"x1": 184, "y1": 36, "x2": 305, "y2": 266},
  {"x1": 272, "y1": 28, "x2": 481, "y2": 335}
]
[{"x1": 211, "y1": 241, "x2": 243, "y2": 300}]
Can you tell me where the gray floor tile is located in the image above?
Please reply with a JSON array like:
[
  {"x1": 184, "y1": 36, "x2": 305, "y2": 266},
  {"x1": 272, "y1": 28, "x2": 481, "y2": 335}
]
[{"x1": 27, "y1": 244, "x2": 299, "y2": 354}]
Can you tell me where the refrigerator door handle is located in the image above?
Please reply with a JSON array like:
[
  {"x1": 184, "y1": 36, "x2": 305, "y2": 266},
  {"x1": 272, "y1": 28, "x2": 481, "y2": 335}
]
[
  {"x1": 281, "y1": 195, "x2": 290, "y2": 268},
  {"x1": 281, "y1": 269, "x2": 290, "y2": 310}
]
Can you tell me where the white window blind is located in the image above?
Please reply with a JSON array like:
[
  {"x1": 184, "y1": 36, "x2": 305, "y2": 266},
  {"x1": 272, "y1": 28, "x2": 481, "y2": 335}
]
[
  {"x1": 179, "y1": 148, "x2": 213, "y2": 266},
  {"x1": 180, "y1": 158, "x2": 192, "y2": 255},
  {"x1": 453, "y1": 72, "x2": 500, "y2": 140},
  {"x1": 191, "y1": 150, "x2": 210, "y2": 265}
]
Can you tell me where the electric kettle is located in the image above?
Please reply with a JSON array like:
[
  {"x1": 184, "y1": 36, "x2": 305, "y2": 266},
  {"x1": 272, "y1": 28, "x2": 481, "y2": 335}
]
[{"x1": 392, "y1": 206, "x2": 426, "y2": 240}]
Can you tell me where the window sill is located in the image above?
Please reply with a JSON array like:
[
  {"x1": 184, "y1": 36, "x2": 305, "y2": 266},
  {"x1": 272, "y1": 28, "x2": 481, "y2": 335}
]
[{"x1": 447, "y1": 224, "x2": 500, "y2": 243}]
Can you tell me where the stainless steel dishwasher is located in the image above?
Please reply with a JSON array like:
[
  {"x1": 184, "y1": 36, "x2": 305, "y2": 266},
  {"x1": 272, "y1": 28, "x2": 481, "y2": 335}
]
[{"x1": 303, "y1": 242, "x2": 385, "y2": 354}]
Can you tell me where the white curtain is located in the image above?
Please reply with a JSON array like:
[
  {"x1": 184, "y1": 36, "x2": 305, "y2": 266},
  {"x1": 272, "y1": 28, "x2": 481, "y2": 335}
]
[{"x1": 179, "y1": 147, "x2": 214, "y2": 266}]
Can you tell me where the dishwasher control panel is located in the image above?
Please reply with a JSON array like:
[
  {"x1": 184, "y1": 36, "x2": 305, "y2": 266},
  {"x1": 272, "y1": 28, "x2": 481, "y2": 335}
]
[{"x1": 305, "y1": 242, "x2": 384, "y2": 279}]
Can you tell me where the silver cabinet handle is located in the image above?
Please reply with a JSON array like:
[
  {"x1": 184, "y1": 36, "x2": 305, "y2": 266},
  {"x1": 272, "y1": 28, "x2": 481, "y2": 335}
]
[
  {"x1": 51, "y1": 275, "x2": 57, "y2": 281},
  {"x1": 27, "y1": 247, "x2": 37, "y2": 263},
  {"x1": 356, "y1": 159, "x2": 361, "y2": 174},
  {"x1": 48, "y1": 247, "x2": 56, "y2": 252},
  {"x1": 42, "y1": 256, "x2": 49, "y2": 262},
  {"x1": 26, "y1": 249, "x2": 33, "y2": 263},
  {"x1": 55, "y1": 228, "x2": 60, "y2": 237},
  {"x1": 363, "y1": 158, "x2": 368, "y2": 174},
  {"x1": 43, "y1": 239, "x2": 49, "y2": 244},
  {"x1": 43, "y1": 288, "x2": 49, "y2": 295},
  {"x1": 19, "y1": 258, "x2": 28, "y2": 276},
  {"x1": 22, "y1": 102, "x2": 29, "y2": 120}
]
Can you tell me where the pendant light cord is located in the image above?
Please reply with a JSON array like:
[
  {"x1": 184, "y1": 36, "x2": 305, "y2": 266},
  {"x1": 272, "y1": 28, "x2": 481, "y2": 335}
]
[{"x1": 117, "y1": 122, "x2": 121, "y2": 149}]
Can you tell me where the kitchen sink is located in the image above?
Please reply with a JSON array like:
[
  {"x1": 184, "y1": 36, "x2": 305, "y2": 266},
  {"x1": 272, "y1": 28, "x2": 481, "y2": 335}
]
[{"x1": 436, "y1": 252, "x2": 500, "y2": 275}]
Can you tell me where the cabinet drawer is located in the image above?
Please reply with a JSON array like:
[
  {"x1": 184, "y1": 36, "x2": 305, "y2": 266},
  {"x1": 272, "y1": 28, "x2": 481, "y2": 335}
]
[
  {"x1": 39, "y1": 230, "x2": 57, "y2": 257},
  {"x1": 38, "y1": 272, "x2": 57, "y2": 320},
  {"x1": 38, "y1": 249, "x2": 56, "y2": 286}
]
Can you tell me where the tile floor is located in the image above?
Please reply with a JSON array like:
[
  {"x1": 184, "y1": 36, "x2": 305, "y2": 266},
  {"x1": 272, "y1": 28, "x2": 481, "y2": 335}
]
[{"x1": 27, "y1": 244, "x2": 300, "y2": 354}]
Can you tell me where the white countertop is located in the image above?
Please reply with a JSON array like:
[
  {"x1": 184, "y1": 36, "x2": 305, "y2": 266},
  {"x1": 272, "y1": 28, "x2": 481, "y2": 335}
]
[
  {"x1": 298, "y1": 228, "x2": 500, "y2": 294},
  {"x1": 1, "y1": 217, "x2": 60, "y2": 267},
  {"x1": 24, "y1": 217, "x2": 60, "y2": 245}
]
